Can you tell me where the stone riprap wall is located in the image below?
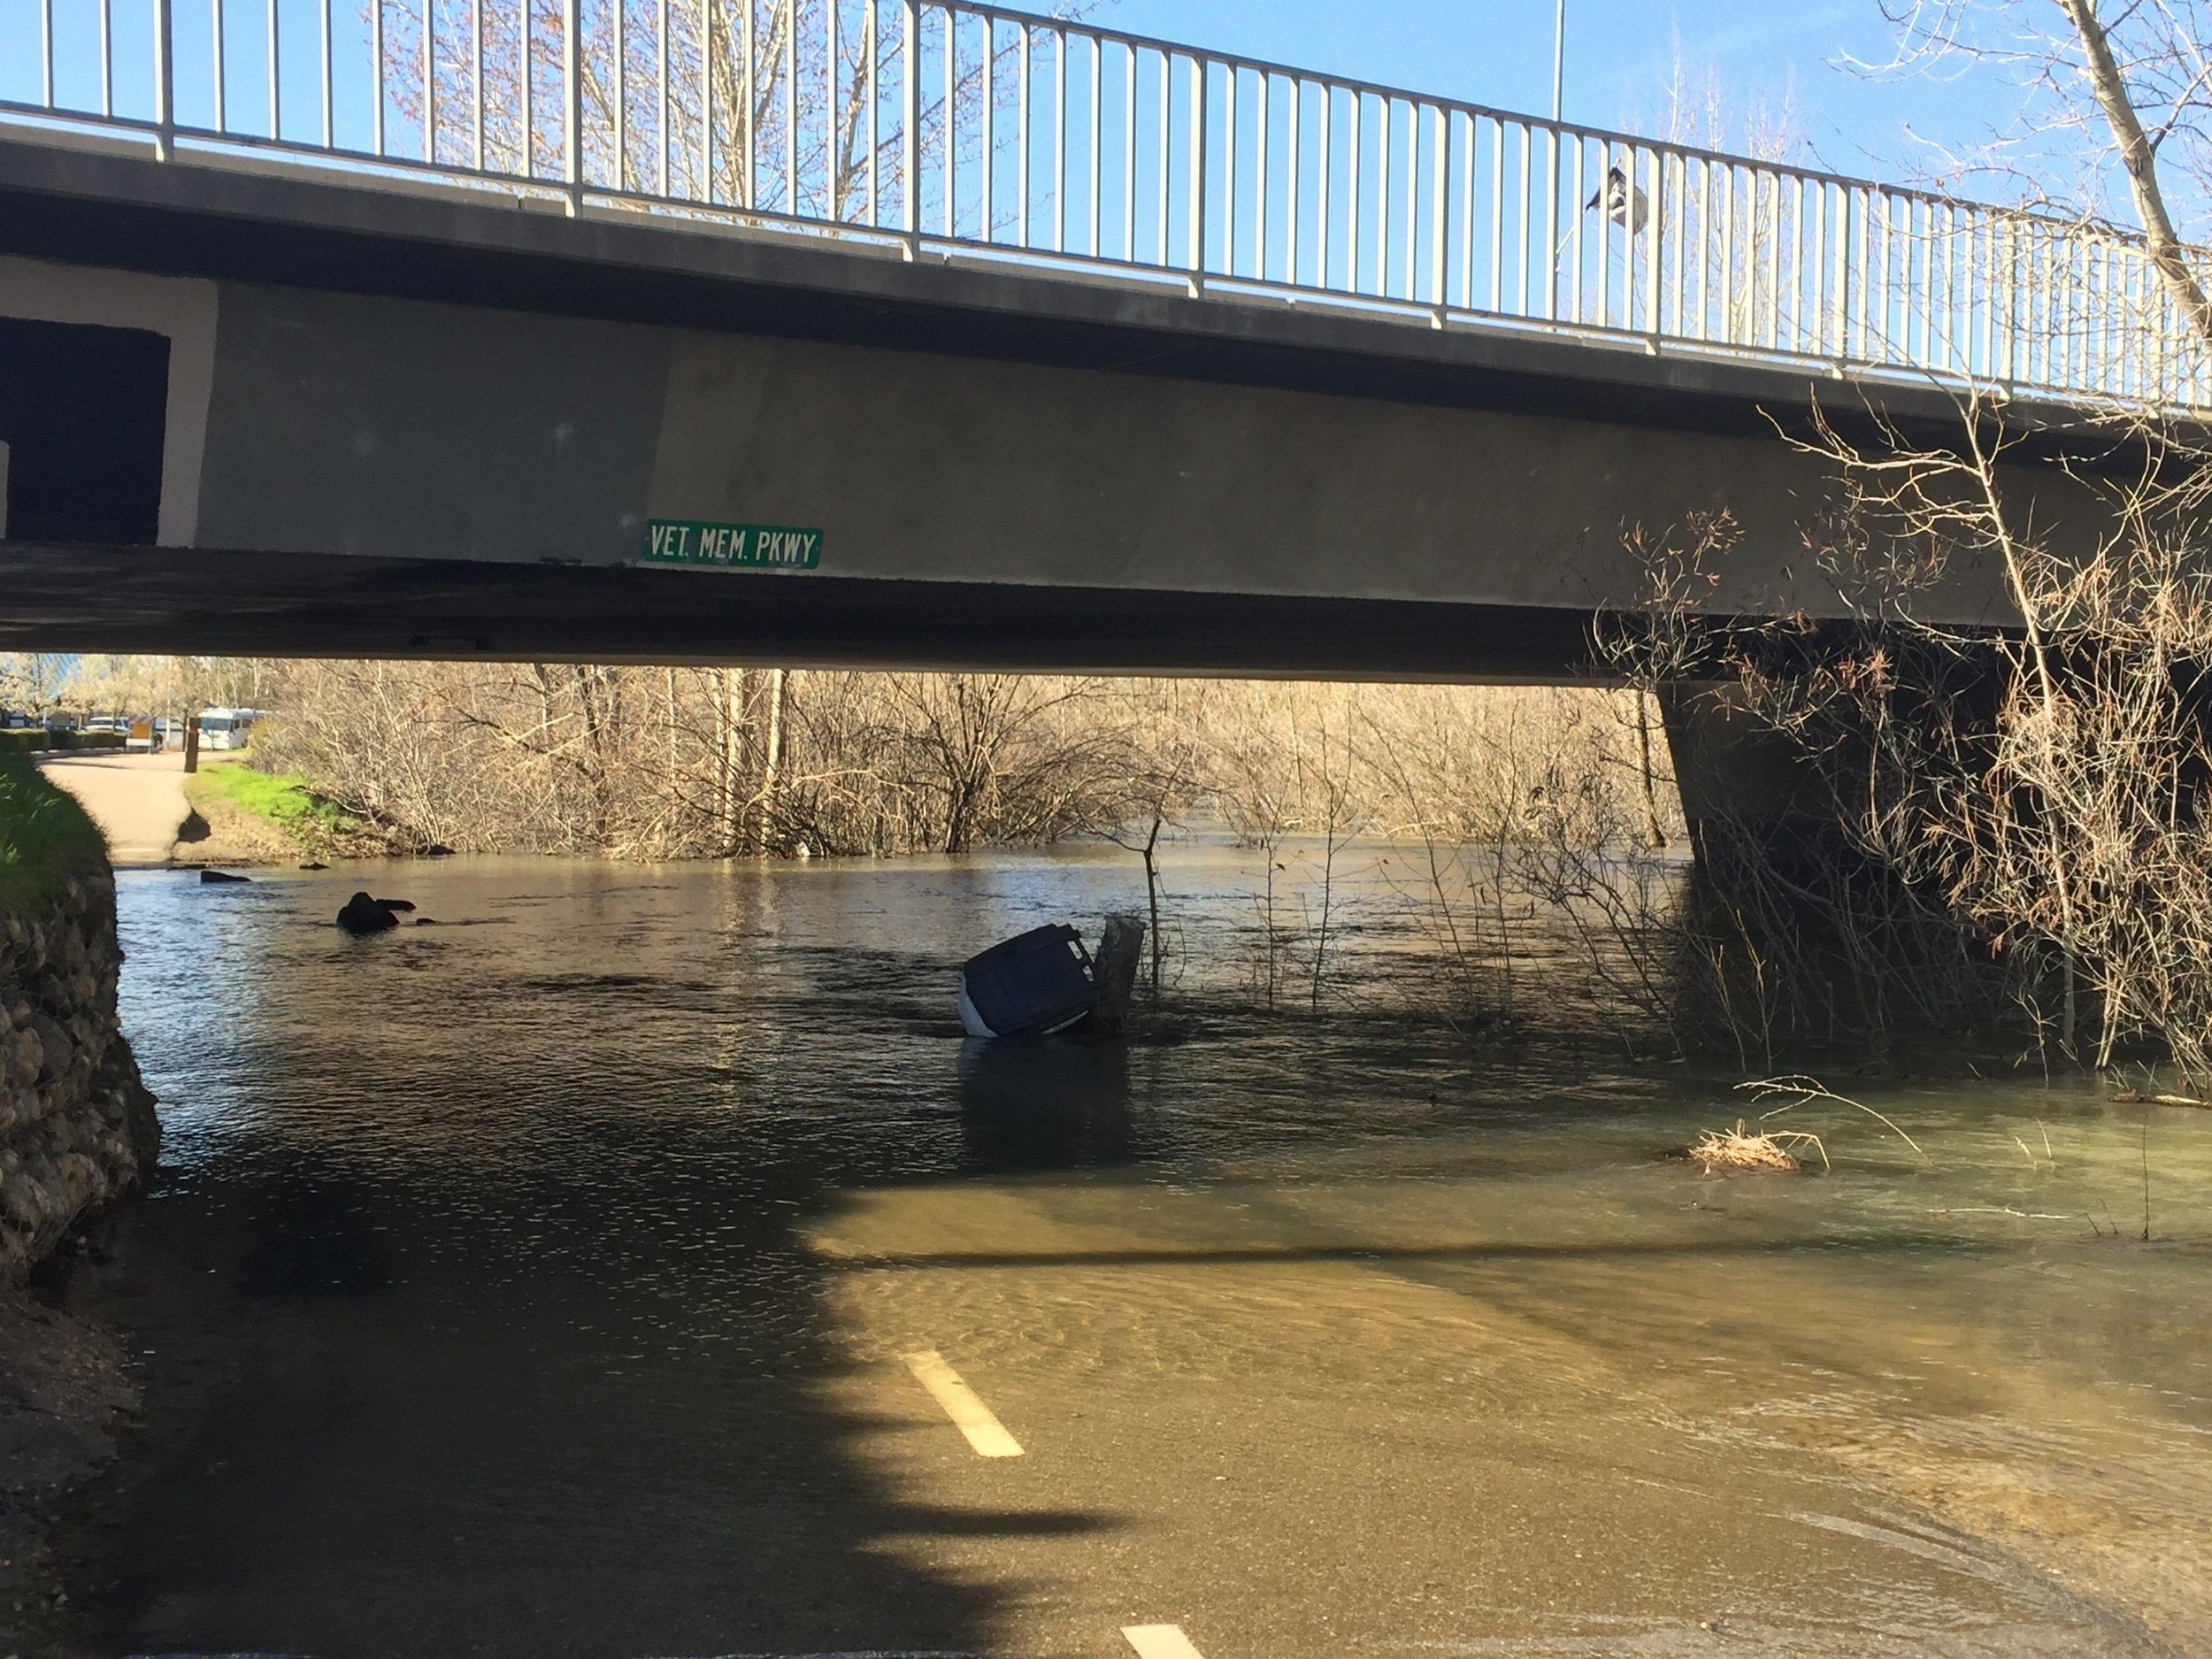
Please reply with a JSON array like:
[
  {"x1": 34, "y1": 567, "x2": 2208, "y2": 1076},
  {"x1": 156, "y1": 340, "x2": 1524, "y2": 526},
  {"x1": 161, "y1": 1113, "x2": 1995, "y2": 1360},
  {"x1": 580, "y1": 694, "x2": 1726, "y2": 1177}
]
[{"x1": 0, "y1": 870, "x2": 159, "y2": 1279}]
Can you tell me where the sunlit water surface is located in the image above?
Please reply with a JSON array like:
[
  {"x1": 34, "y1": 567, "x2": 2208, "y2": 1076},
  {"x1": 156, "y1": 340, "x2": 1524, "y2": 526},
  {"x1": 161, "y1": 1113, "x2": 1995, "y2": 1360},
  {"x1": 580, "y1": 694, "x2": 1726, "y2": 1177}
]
[{"x1": 46, "y1": 849, "x2": 2212, "y2": 1658}]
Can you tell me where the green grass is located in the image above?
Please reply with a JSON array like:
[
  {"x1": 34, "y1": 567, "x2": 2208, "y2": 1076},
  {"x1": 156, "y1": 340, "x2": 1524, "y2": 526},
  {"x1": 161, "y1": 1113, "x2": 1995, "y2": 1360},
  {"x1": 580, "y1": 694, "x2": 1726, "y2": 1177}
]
[
  {"x1": 187, "y1": 762, "x2": 361, "y2": 852},
  {"x1": 0, "y1": 749, "x2": 108, "y2": 914}
]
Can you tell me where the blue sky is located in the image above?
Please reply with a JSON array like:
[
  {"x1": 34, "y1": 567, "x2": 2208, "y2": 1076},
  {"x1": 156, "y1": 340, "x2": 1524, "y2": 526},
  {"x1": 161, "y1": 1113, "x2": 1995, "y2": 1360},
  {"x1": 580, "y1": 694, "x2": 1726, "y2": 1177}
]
[{"x1": 1071, "y1": 0, "x2": 2021, "y2": 188}]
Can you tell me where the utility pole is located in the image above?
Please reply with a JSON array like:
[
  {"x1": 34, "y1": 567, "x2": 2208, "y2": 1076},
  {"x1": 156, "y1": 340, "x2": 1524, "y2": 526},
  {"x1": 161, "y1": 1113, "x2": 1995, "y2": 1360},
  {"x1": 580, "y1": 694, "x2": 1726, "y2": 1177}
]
[{"x1": 1552, "y1": 0, "x2": 1566, "y2": 122}]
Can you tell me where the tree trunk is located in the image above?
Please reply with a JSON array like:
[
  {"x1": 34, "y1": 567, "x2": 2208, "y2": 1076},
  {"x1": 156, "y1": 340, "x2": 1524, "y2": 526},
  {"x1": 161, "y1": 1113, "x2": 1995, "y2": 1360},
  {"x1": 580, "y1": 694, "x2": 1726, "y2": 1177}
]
[
  {"x1": 2059, "y1": 0, "x2": 2212, "y2": 352},
  {"x1": 663, "y1": 666, "x2": 680, "y2": 854},
  {"x1": 756, "y1": 666, "x2": 787, "y2": 852},
  {"x1": 1142, "y1": 811, "x2": 1166, "y2": 1002},
  {"x1": 720, "y1": 667, "x2": 746, "y2": 853},
  {"x1": 1635, "y1": 689, "x2": 1669, "y2": 850},
  {"x1": 577, "y1": 665, "x2": 617, "y2": 849}
]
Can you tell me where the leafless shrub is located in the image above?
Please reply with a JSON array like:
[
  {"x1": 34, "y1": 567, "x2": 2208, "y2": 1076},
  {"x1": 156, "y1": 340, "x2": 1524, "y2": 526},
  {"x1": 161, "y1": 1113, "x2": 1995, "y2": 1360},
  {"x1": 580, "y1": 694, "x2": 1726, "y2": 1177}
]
[{"x1": 254, "y1": 663, "x2": 1146, "y2": 858}]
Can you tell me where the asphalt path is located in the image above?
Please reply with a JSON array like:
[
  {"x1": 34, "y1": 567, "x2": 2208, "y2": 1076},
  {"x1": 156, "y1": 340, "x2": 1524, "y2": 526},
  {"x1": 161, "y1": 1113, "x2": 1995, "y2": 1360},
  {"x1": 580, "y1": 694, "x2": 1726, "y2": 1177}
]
[
  {"x1": 40, "y1": 750, "x2": 189, "y2": 866},
  {"x1": 790, "y1": 1179, "x2": 2182, "y2": 1658}
]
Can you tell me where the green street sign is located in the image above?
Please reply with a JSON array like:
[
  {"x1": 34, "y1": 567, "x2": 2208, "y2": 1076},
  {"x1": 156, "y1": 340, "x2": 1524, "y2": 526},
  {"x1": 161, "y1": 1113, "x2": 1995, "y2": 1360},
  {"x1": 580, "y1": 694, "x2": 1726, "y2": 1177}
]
[{"x1": 641, "y1": 519, "x2": 823, "y2": 570}]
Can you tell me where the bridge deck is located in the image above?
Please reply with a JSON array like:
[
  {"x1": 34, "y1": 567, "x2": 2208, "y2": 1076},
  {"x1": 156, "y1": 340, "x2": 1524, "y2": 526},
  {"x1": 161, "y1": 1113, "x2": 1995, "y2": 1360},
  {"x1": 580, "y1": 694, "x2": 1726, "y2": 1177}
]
[{"x1": 1, "y1": 0, "x2": 2200, "y2": 410}]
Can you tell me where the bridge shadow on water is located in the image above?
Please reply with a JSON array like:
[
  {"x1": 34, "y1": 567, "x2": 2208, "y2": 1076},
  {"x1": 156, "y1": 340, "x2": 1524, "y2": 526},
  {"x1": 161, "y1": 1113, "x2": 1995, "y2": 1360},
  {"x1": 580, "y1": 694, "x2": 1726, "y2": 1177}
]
[
  {"x1": 51, "y1": 1069, "x2": 1124, "y2": 1659},
  {"x1": 45, "y1": 862, "x2": 1724, "y2": 1658}
]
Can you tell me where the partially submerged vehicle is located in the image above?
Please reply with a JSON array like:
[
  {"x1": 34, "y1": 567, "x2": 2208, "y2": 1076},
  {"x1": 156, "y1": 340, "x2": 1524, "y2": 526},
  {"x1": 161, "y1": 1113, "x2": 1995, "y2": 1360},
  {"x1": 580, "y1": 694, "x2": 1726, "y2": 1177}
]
[{"x1": 957, "y1": 925, "x2": 1104, "y2": 1039}]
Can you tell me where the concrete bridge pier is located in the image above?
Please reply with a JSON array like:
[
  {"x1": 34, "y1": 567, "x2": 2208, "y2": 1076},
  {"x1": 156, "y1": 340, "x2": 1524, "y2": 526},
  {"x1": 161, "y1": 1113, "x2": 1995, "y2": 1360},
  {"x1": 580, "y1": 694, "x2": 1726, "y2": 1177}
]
[
  {"x1": 1657, "y1": 683, "x2": 1824, "y2": 849},
  {"x1": 1656, "y1": 676, "x2": 2010, "y2": 1051}
]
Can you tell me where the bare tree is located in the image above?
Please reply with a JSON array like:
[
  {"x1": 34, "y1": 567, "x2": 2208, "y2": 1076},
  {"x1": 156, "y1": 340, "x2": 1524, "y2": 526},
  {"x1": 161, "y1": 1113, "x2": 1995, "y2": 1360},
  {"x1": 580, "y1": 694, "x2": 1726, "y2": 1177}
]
[
  {"x1": 1101, "y1": 680, "x2": 1209, "y2": 1003},
  {"x1": 0, "y1": 656, "x2": 74, "y2": 720}
]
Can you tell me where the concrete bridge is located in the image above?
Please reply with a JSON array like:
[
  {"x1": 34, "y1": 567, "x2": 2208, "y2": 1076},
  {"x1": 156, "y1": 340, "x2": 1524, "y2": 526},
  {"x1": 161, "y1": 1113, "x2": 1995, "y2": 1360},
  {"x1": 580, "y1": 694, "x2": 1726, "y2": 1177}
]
[{"x1": 0, "y1": 1, "x2": 2176, "y2": 676}]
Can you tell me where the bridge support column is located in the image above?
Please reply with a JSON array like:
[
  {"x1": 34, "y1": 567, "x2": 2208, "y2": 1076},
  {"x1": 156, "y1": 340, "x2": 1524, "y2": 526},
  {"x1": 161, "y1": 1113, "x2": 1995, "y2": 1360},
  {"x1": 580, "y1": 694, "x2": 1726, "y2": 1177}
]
[
  {"x1": 1654, "y1": 680, "x2": 2007, "y2": 1056},
  {"x1": 1655, "y1": 681, "x2": 1821, "y2": 849}
]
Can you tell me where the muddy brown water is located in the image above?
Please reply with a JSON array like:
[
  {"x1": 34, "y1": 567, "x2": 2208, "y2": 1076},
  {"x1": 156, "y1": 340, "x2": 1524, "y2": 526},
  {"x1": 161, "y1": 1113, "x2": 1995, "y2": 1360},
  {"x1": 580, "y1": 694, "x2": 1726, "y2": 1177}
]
[{"x1": 41, "y1": 848, "x2": 2212, "y2": 1657}]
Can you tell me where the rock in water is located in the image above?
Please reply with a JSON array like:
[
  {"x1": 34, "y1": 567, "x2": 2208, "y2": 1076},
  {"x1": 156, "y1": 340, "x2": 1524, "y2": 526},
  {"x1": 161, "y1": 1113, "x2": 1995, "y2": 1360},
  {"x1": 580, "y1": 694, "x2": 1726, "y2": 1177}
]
[
  {"x1": 373, "y1": 898, "x2": 417, "y2": 912},
  {"x1": 336, "y1": 892, "x2": 400, "y2": 935},
  {"x1": 198, "y1": 870, "x2": 251, "y2": 885}
]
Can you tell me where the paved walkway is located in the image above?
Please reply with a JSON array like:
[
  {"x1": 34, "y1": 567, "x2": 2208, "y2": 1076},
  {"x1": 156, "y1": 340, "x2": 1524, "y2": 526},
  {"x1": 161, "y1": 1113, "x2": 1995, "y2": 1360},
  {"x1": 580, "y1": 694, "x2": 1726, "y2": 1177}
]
[{"x1": 40, "y1": 752, "x2": 190, "y2": 867}]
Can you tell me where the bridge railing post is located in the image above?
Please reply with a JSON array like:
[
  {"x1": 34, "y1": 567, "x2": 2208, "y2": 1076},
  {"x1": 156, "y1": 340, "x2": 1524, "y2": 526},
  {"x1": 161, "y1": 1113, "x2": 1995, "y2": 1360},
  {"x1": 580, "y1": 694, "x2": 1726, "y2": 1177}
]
[
  {"x1": 1426, "y1": 101, "x2": 1446, "y2": 324},
  {"x1": 564, "y1": 0, "x2": 582, "y2": 212},
  {"x1": 1998, "y1": 214, "x2": 2017, "y2": 392},
  {"x1": 152, "y1": 0, "x2": 173, "y2": 157},
  {"x1": 902, "y1": 0, "x2": 918, "y2": 256},
  {"x1": 1642, "y1": 143, "x2": 1663, "y2": 348},
  {"x1": 1541, "y1": 122, "x2": 1559, "y2": 323},
  {"x1": 370, "y1": 0, "x2": 383, "y2": 155},
  {"x1": 1188, "y1": 54, "x2": 1205, "y2": 295}
]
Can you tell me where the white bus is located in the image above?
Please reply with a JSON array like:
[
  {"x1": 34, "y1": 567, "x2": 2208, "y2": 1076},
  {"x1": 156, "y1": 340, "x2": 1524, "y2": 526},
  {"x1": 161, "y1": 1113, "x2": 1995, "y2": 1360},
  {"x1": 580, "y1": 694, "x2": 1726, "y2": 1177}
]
[{"x1": 196, "y1": 709, "x2": 267, "y2": 751}]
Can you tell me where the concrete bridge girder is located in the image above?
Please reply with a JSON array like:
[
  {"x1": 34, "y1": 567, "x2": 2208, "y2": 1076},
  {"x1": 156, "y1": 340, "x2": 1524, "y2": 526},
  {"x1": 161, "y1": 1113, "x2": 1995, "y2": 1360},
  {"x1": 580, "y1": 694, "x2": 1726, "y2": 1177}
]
[{"x1": 0, "y1": 136, "x2": 2105, "y2": 675}]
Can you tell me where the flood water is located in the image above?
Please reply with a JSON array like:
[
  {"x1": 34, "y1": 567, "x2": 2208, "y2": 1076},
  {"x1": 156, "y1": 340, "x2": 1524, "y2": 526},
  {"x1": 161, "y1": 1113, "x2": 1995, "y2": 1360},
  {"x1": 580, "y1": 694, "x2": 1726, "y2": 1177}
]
[{"x1": 46, "y1": 847, "x2": 2212, "y2": 1657}]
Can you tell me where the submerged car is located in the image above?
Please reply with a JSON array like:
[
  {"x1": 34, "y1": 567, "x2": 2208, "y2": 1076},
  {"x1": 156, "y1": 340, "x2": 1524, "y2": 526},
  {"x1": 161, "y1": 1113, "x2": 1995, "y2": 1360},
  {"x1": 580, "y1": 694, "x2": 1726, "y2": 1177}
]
[{"x1": 956, "y1": 925, "x2": 1104, "y2": 1039}]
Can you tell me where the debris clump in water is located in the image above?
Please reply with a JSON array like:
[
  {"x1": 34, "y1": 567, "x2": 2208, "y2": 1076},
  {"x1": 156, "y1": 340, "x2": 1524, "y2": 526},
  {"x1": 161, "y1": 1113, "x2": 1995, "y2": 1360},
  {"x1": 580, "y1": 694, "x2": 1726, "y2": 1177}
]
[{"x1": 1686, "y1": 1121, "x2": 1823, "y2": 1173}]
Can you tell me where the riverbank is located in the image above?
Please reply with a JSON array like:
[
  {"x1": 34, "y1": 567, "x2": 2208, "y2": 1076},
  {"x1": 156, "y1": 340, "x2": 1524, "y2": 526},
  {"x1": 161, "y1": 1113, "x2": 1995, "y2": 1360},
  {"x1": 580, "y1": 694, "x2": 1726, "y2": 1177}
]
[
  {"x1": 181, "y1": 761, "x2": 386, "y2": 864},
  {"x1": 40, "y1": 753, "x2": 388, "y2": 869},
  {"x1": 0, "y1": 756, "x2": 161, "y2": 1656}
]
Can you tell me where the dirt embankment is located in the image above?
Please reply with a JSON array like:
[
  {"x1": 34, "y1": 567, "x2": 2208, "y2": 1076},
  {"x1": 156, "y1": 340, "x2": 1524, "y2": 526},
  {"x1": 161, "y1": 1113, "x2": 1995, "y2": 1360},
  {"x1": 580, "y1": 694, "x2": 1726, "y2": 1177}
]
[
  {"x1": 176, "y1": 784, "x2": 304, "y2": 866},
  {"x1": 180, "y1": 764, "x2": 403, "y2": 866}
]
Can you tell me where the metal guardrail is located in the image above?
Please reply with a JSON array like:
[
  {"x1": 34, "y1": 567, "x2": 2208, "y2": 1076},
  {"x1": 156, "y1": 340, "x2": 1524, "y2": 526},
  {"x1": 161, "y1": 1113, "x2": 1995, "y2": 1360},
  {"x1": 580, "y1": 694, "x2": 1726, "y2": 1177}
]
[{"x1": 4, "y1": 0, "x2": 2207, "y2": 405}]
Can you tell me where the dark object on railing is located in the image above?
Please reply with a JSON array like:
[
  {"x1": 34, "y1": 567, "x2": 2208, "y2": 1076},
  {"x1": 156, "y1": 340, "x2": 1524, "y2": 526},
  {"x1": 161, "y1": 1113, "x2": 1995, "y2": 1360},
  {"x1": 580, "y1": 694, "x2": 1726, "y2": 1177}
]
[
  {"x1": 958, "y1": 925, "x2": 1103, "y2": 1039},
  {"x1": 1585, "y1": 165, "x2": 1650, "y2": 232},
  {"x1": 336, "y1": 892, "x2": 403, "y2": 935}
]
